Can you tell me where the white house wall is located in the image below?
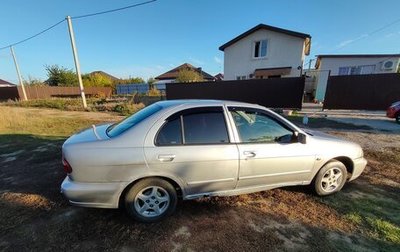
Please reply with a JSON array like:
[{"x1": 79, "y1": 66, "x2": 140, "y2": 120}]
[
  {"x1": 223, "y1": 29, "x2": 306, "y2": 80},
  {"x1": 315, "y1": 56, "x2": 400, "y2": 101}
]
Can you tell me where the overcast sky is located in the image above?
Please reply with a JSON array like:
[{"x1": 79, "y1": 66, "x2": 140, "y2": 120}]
[{"x1": 1, "y1": 0, "x2": 400, "y2": 83}]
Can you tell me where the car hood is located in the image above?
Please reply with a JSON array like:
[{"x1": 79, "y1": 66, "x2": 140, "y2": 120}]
[
  {"x1": 302, "y1": 128, "x2": 363, "y2": 158},
  {"x1": 302, "y1": 128, "x2": 342, "y2": 141},
  {"x1": 63, "y1": 123, "x2": 112, "y2": 146}
]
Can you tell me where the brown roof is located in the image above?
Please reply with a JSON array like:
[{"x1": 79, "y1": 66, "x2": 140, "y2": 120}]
[
  {"x1": 90, "y1": 71, "x2": 121, "y2": 81},
  {"x1": 214, "y1": 73, "x2": 224, "y2": 81},
  {"x1": 219, "y1": 24, "x2": 311, "y2": 51},
  {"x1": 155, "y1": 63, "x2": 215, "y2": 80},
  {"x1": 0, "y1": 78, "x2": 15, "y2": 85}
]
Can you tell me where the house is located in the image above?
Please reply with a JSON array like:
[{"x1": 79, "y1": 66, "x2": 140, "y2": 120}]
[
  {"x1": 89, "y1": 71, "x2": 121, "y2": 82},
  {"x1": 314, "y1": 54, "x2": 400, "y2": 101},
  {"x1": 155, "y1": 63, "x2": 215, "y2": 84},
  {"x1": 214, "y1": 73, "x2": 224, "y2": 81},
  {"x1": 0, "y1": 78, "x2": 16, "y2": 87},
  {"x1": 219, "y1": 24, "x2": 311, "y2": 80}
]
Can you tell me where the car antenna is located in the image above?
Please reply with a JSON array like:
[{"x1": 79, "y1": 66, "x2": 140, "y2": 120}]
[{"x1": 92, "y1": 125, "x2": 102, "y2": 140}]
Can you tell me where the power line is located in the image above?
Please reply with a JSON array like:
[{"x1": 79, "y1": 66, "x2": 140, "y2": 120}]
[
  {"x1": 0, "y1": 0, "x2": 157, "y2": 51},
  {"x1": 0, "y1": 19, "x2": 65, "y2": 50},
  {"x1": 71, "y1": 0, "x2": 157, "y2": 19},
  {"x1": 332, "y1": 17, "x2": 400, "y2": 52}
]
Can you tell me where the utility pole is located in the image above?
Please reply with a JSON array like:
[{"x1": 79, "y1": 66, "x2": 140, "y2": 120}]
[
  {"x1": 10, "y1": 46, "x2": 28, "y2": 101},
  {"x1": 66, "y1": 15, "x2": 87, "y2": 109},
  {"x1": 308, "y1": 59, "x2": 313, "y2": 70}
]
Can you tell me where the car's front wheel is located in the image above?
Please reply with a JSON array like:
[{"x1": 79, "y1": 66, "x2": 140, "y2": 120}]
[
  {"x1": 313, "y1": 160, "x2": 347, "y2": 196},
  {"x1": 124, "y1": 178, "x2": 177, "y2": 222}
]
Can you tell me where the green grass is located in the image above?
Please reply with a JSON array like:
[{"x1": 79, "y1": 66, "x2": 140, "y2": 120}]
[
  {"x1": 0, "y1": 106, "x2": 113, "y2": 137},
  {"x1": 367, "y1": 218, "x2": 400, "y2": 244},
  {"x1": 2, "y1": 98, "x2": 145, "y2": 116}
]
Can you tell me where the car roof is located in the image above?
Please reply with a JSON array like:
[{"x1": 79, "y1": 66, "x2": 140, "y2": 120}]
[{"x1": 156, "y1": 99, "x2": 264, "y2": 109}]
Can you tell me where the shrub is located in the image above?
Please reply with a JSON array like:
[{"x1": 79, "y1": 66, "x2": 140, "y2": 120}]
[{"x1": 112, "y1": 103, "x2": 145, "y2": 116}]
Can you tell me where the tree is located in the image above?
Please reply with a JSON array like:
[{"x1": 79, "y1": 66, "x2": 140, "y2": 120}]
[
  {"x1": 114, "y1": 77, "x2": 145, "y2": 84},
  {"x1": 82, "y1": 72, "x2": 113, "y2": 87},
  {"x1": 45, "y1": 65, "x2": 77, "y2": 86},
  {"x1": 147, "y1": 77, "x2": 156, "y2": 85},
  {"x1": 23, "y1": 76, "x2": 46, "y2": 86},
  {"x1": 175, "y1": 69, "x2": 204, "y2": 83}
]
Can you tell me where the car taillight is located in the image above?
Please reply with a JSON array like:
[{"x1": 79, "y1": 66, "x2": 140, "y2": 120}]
[{"x1": 62, "y1": 158, "x2": 73, "y2": 173}]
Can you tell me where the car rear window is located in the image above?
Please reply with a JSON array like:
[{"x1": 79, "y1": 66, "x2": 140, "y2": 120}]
[{"x1": 107, "y1": 104, "x2": 162, "y2": 138}]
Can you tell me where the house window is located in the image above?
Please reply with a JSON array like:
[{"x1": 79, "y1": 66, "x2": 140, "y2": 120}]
[
  {"x1": 254, "y1": 40, "x2": 267, "y2": 58},
  {"x1": 236, "y1": 75, "x2": 247, "y2": 80},
  {"x1": 339, "y1": 65, "x2": 375, "y2": 76},
  {"x1": 338, "y1": 67, "x2": 350, "y2": 75},
  {"x1": 360, "y1": 65, "x2": 375, "y2": 74}
]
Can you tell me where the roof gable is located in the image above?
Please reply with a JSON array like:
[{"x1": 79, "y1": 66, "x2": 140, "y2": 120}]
[
  {"x1": 219, "y1": 24, "x2": 311, "y2": 51},
  {"x1": 0, "y1": 78, "x2": 15, "y2": 85},
  {"x1": 155, "y1": 63, "x2": 215, "y2": 80}
]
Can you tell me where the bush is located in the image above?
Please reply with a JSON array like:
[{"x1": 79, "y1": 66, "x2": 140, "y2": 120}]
[
  {"x1": 147, "y1": 88, "x2": 161, "y2": 97},
  {"x1": 112, "y1": 103, "x2": 145, "y2": 116}
]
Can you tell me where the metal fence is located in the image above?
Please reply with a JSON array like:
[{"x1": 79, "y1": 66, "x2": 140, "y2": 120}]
[
  {"x1": 116, "y1": 83, "x2": 166, "y2": 95},
  {"x1": 323, "y1": 73, "x2": 400, "y2": 110},
  {"x1": 0, "y1": 86, "x2": 112, "y2": 100},
  {"x1": 166, "y1": 77, "x2": 305, "y2": 109}
]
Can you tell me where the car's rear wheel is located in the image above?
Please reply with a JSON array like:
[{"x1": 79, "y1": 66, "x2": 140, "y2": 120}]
[
  {"x1": 313, "y1": 160, "x2": 347, "y2": 196},
  {"x1": 124, "y1": 178, "x2": 177, "y2": 222}
]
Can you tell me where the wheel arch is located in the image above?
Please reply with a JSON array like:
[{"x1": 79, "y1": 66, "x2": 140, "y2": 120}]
[
  {"x1": 318, "y1": 156, "x2": 354, "y2": 180},
  {"x1": 118, "y1": 176, "x2": 184, "y2": 208}
]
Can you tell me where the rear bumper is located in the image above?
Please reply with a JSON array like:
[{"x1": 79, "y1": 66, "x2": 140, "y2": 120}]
[
  {"x1": 61, "y1": 176, "x2": 127, "y2": 209},
  {"x1": 349, "y1": 157, "x2": 367, "y2": 181}
]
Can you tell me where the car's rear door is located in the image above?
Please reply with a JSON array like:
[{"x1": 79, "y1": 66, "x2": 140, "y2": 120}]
[
  {"x1": 227, "y1": 107, "x2": 316, "y2": 189},
  {"x1": 144, "y1": 106, "x2": 239, "y2": 196}
]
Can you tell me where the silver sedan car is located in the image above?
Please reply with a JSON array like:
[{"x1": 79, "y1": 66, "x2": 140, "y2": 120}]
[{"x1": 61, "y1": 100, "x2": 367, "y2": 222}]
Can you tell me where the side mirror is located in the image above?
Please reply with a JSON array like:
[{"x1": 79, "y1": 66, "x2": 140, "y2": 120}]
[{"x1": 294, "y1": 131, "x2": 307, "y2": 144}]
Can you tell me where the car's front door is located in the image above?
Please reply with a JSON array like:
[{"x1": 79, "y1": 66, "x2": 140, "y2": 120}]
[
  {"x1": 227, "y1": 107, "x2": 316, "y2": 189},
  {"x1": 144, "y1": 107, "x2": 239, "y2": 196}
]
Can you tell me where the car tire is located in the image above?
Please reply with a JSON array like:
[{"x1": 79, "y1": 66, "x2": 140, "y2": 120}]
[
  {"x1": 313, "y1": 160, "x2": 347, "y2": 196},
  {"x1": 124, "y1": 178, "x2": 177, "y2": 222}
]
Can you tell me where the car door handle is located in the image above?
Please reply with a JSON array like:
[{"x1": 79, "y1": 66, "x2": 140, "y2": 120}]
[
  {"x1": 243, "y1": 151, "x2": 256, "y2": 158},
  {"x1": 157, "y1": 154, "x2": 176, "y2": 162}
]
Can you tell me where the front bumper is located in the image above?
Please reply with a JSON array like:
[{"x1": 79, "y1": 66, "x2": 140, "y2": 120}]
[
  {"x1": 61, "y1": 176, "x2": 127, "y2": 209},
  {"x1": 349, "y1": 157, "x2": 368, "y2": 181}
]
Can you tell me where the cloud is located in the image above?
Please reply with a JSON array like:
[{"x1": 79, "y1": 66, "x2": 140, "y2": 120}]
[
  {"x1": 214, "y1": 56, "x2": 222, "y2": 65},
  {"x1": 336, "y1": 34, "x2": 368, "y2": 49}
]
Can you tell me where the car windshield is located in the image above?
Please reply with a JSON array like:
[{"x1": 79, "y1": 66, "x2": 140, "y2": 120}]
[
  {"x1": 392, "y1": 101, "x2": 400, "y2": 106},
  {"x1": 107, "y1": 103, "x2": 162, "y2": 138}
]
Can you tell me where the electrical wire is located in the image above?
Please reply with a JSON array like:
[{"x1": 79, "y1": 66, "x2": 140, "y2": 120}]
[
  {"x1": 0, "y1": 19, "x2": 65, "y2": 50},
  {"x1": 332, "y1": 17, "x2": 400, "y2": 52},
  {"x1": 71, "y1": 0, "x2": 157, "y2": 19},
  {"x1": 0, "y1": 0, "x2": 157, "y2": 51}
]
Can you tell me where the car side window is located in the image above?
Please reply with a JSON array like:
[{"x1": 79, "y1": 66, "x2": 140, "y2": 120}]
[
  {"x1": 155, "y1": 107, "x2": 230, "y2": 146},
  {"x1": 183, "y1": 111, "x2": 229, "y2": 144},
  {"x1": 229, "y1": 108, "x2": 293, "y2": 143},
  {"x1": 156, "y1": 118, "x2": 182, "y2": 146}
]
